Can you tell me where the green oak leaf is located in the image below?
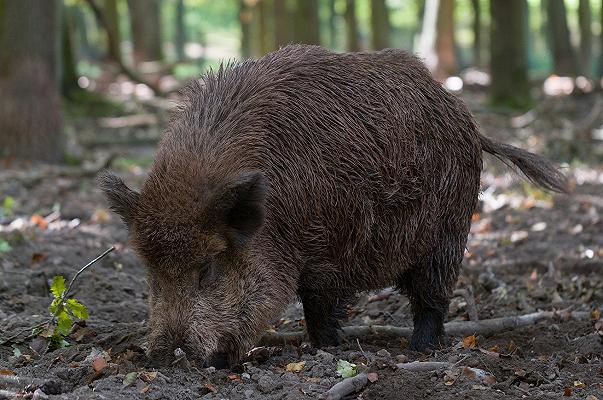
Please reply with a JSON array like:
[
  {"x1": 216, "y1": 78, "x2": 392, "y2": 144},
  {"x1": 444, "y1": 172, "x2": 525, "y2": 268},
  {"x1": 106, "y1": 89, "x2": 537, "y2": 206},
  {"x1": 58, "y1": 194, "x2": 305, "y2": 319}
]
[
  {"x1": 50, "y1": 275, "x2": 66, "y2": 299},
  {"x1": 66, "y1": 298, "x2": 89, "y2": 319}
]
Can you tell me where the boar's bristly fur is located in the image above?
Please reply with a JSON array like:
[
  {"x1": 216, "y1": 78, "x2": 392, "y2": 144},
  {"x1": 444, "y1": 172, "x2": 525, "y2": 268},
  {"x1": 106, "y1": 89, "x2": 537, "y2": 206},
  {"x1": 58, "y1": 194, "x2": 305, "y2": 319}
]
[{"x1": 99, "y1": 44, "x2": 567, "y2": 367}]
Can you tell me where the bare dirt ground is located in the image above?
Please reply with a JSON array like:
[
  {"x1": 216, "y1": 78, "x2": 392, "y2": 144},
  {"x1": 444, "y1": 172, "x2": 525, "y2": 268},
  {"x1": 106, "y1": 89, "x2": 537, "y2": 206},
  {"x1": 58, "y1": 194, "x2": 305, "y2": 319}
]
[{"x1": 0, "y1": 91, "x2": 602, "y2": 399}]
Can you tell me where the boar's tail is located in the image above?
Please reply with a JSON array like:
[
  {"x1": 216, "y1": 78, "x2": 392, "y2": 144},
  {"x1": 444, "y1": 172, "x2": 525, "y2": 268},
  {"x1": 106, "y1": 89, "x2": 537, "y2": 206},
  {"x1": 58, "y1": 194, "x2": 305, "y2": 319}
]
[{"x1": 479, "y1": 135, "x2": 569, "y2": 193}]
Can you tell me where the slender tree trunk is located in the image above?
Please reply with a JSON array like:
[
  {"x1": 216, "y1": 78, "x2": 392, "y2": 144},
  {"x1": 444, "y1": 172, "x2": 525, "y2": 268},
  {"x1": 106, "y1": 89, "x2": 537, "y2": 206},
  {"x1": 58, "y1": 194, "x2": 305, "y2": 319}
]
[
  {"x1": 345, "y1": 0, "x2": 360, "y2": 51},
  {"x1": 258, "y1": 0, "x2": 272, "y2": 54},
  {"x1": 127, "y1": 0, "x2": 163, "y2": 65},
  {"x1": 578, "y1": 0, "x2": 592, "y2": 77},
  {"x1": 489, "y1": 0, "x2": 531, "y2": 109},
  {"x1": 471, "y1": 0, "x2": 481, "y2": 68},
  {"x1": 62, "y1": 5, "x2": 80, "y2": 97},
  {"x1": 240, "y1": 0, "x2": 252, "y2": 59},
  {"x1": 434, "y1": 0, "x2": 456, "y2": 80},
  {"x1": 274, "y1": 0, "x2": 288, "y2": 49},
  {"x1": 103, "y1": 0, "x2": 122, "y2": 64},
  {"x1": 328, "y1": 0, "x2": 337, "y2": 48},
  {"x1": 0, "y1": 0, "x2": 63, "y2": 163},
  {"x1": 175, "y1": 0, "x2": 186, "y2": 61},
  {"x1": 371, "y1": 0, "x2": 390, "y2": 50},
  {"x1": 546, "y1": 0, "x2": 576, "y2": 76},
  {"x1": 295, "y1": 0, "x2": 320, "y2": 45}
]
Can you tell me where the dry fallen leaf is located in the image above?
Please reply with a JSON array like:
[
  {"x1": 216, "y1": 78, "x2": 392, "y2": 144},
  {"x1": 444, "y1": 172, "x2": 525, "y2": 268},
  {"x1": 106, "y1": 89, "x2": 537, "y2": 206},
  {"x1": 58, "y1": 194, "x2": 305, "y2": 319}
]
[
  {"x1": 483, "y1": 375, "x2": 497, "y2": 385},
  {"x1": 30, "y1": 214, "x2": 48, "y2": 230},
  {"x1": 462, "y1": 335, "x2": 477, "y2": 349},
  {"x1": 139, "y1": 371, "x2": 158, "y2": 382},
  {"x1": 591, "y1": 309, "x2": 601, "y2": 320},
  {"x1": 285, "y1": 361, "x2": 306, "y2": 373},
  {"x1": 228, "y1": 374, "x2": 243, "y2": 383},
  {"x1": 91, "y1": 356, "x2": 107, "y2": 372},
  {"x1": 563, "y1": 388, "x2": 572, "y2": 397},
  {"x1": 514, "y1": 369, "x2": 527, "y2": 378},
  {"x1": 0, "y1": 369, "x2": 15, "y2": 376},
  {"x1": 573, "y1": 380, "x2": 586, "y2": 388},
  {"x1": 367, "y1": 372, "x2": 379, "y2": 383},
  {"x1": 204, "y1": 383, "x2": 217, "y2": 393}
]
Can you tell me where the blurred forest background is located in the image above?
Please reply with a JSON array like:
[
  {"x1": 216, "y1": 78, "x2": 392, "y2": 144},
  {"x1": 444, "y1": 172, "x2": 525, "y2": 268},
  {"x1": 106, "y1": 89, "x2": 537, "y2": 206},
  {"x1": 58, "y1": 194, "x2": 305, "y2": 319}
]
[{"x1": 1, "y1": 0, "x2": 603, "y2": 163}]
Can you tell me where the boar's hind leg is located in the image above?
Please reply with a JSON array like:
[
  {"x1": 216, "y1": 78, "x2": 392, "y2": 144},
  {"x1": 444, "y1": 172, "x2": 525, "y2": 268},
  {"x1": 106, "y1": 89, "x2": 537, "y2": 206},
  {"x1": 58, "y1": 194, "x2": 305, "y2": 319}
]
[
  {"x1": 399, "y1": 246, "x2": 462, "y2": 352},
  {"x1": 300, "y1": 291, "x2": 347, "y2": 348}
]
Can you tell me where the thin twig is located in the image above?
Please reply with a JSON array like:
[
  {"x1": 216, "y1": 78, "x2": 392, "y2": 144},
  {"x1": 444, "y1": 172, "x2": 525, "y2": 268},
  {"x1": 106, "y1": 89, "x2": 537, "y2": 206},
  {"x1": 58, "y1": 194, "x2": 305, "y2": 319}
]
[{"x1": 63, "y1": 246, "x2": 114, "y2": 298}]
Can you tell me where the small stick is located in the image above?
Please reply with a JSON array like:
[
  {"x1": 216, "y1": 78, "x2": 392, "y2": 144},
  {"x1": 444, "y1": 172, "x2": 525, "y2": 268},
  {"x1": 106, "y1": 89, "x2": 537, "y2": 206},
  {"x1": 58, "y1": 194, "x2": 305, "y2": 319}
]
[
  {"x1": 63, "y1": 246, "x2": 115, "y2": 298},
  {"x1": 453, "y1": 288, "x2": 479, "y2": 322},
  {"x1": 320, "y1": 372, "x2": 368, "y2": 400}
]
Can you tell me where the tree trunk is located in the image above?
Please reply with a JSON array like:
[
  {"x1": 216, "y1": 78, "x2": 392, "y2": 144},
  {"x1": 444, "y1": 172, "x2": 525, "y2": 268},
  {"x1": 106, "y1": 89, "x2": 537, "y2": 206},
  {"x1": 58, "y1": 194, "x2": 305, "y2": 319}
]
[
  {"x1": 258, "y1": 0, "x2": 271, "y2": 54},
  {"x1": 0, "y1": 0, "x2": 63, "y2": 163},
  {"x1": 274, "y1": 0, "x2": 288, "y2": 49},
  {"x1": 175, "y1": 0, "x2": 186, "y2": 61},
  {"x1": 371, "y1": 0, "x2": 390, "y2": 50},
  {"x1": 578, "y1": 0, "x2": 592, "y2": 77},
  {"x1": 328, "y1": 0, "x2": 337, "y2": 48},
  {"x1": 240, "y1": 0, "x2": 252, "y2": 59},
  {"x1": 103, "y1": 0, "x2": 122, "y2": 64},
  {"x1": 295, "y1": 0, "x2": 320, "y2": 45},
  {"x1": 471, "y1": 0, "x2": 481, "y2": 68},
  {"x1": 434, "y1": 0, "x2": 456, "y2": 80},
  {"x1": 127, "y1": 0, "x2": 163, "y2": 65},
  {"x1": 62, "y1": 5, "x2": 80, "y2": 97},
  {"x1": 489, "y1": 0, "x2": 531, "y2": 109},
  {"x1": 345, "y1": 0, "x2": 360, "y2": 51},
  {"x1": 546, "y1": 0, "x2": 576, "y2": 76}
]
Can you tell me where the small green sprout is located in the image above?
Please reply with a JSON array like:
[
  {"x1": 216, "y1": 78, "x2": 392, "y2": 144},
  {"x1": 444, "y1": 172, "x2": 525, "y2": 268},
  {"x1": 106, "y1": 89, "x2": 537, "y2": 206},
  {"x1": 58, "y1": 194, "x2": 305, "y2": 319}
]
[
  {"x1": 46, "y1": 275, "x2": 90, "y2": 348},
  {"x1": 42, "y1": 247, "x2": 115, "y2": 349},
  {"x1": 1, "y1": 196, "x2": 15, "y2": 218},
  {"x1": 336, "y1": 359, "x2": 358, "y2": 378}
]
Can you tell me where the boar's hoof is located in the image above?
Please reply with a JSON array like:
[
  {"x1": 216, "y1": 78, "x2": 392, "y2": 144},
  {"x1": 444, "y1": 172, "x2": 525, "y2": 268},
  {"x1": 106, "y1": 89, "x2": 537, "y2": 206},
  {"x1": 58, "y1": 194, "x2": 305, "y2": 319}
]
[
  {"x1": 409, "y1": 333, "x2": 449, "y2": 353},
  {"x1": 205, "y1": 352, "x2": 231, "y2": 370}
]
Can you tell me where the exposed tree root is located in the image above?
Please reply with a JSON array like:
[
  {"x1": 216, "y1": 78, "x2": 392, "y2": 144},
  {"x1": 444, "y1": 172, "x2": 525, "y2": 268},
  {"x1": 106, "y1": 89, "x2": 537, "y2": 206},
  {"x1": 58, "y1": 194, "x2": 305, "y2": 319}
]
[{"x1": 260, "y1": 309, "x2": 598, "y2": 346}]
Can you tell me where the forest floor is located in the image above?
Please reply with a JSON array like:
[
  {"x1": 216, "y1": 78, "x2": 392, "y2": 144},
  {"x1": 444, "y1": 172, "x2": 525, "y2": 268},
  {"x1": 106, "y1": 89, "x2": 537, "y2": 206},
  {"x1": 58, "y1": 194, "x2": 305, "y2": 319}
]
[{"x1": 0, "y1": 89, "x2": 602, "y2": 399}]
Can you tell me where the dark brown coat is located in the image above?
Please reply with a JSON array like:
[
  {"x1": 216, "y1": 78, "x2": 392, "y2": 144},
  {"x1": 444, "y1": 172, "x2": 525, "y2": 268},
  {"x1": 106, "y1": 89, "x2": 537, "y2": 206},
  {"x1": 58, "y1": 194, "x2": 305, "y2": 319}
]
[{"x1": 99, "y1": 45, "x2": 567, "y2": 366}]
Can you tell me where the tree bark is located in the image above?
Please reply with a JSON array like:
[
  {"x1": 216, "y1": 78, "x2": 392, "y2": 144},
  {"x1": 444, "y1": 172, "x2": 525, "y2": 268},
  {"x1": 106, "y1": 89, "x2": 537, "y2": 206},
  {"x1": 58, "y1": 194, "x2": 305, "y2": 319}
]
[
  {"x1": 328, "y1": 0, "x2": 337, "y2": 48},
  {"x1": 240, "y1": 0, "x2": 252, "y2": 59},
  {"x1": 62, "y1": 5, "x2": 80, "y2": 97},
  {"x1": 345, "y1": 0, "x2": 360, "y2": 51},
  {"x1": 127, "y1": 0, "x2": 163, "y2": 65},
  {"x1": 370, "y1": 0, "x2": 390, "y2": 50},
  {"x1": 546, "y1": 0, "x2": 576, "y2": 76},
  {"x1": 175, "y1": 0, "x2": 186, "y2": 61},
  {"x1": 103, "y1": 0, "x2": 122, "y2": 64},
  {"x1": 295, "y1": 0, "x2": 320, "y2": 45},
  {"x1": 578, "y1": 0, "x2": 592, "y2": 77},
  {"x1": 489, "y1": 0, "x2": 531, "y2": 109},
  {"x1": 434, "y1": 0, "x2": 456, "y2": 80},
  {"x1": 0, "y1": 0, "x2": 63, "y2": 163},
  {"x1": 471, "y1": 0, "x2": 481, "y2": 68}
]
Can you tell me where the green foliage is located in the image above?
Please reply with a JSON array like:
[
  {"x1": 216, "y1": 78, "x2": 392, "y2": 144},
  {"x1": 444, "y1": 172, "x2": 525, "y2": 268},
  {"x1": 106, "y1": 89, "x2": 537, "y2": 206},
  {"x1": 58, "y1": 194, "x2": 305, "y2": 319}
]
[
  {"x1": 0, "y1": 240, "x2": 11, "y2": 253},
  {"x1": 336, "y1": 359, "x2": 358, "y2": 378},
  {"x1": 46, "y1": 275, "x2": 89, "y2": 349}
]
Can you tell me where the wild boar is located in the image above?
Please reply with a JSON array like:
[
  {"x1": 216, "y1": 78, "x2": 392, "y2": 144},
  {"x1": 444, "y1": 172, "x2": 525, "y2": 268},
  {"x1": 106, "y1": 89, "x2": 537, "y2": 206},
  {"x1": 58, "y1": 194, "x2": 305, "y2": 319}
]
[{"x1": 98, "y1": 44, "x2": 567, "y2": 367}]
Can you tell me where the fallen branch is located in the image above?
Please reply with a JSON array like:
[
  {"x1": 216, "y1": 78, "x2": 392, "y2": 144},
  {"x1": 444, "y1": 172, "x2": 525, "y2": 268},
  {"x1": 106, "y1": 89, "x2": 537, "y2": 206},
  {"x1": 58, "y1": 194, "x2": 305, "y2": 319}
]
[
  {"x1": 319, "y1": 372, "x2": 368, "y2": 400},
  {"x1": 0, "y1": 390, "x2": 19, "y2": 400},
  {"x1": 453, "y1": 288, "x2": 479, "y2": 322},
  {"x1": 260, "y1": 309, "x2": 598, "y2": 346},
  {"x1": 397, "y1": 361, "x2": 450, "y2": 371}
]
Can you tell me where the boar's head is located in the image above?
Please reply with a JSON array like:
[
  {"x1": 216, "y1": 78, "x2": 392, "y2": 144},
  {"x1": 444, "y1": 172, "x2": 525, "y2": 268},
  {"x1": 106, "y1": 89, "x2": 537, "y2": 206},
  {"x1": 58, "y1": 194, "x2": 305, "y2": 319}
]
[{"x1": 98, "y1": 167, "x2": 269, "y2": 368}]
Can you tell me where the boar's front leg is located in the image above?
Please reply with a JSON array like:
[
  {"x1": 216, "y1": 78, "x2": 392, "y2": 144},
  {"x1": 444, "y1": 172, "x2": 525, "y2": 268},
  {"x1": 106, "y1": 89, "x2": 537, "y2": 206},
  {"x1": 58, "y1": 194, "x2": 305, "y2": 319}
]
[{"x1": 300, "y1": 291, "x2": 347, "y2": 348}]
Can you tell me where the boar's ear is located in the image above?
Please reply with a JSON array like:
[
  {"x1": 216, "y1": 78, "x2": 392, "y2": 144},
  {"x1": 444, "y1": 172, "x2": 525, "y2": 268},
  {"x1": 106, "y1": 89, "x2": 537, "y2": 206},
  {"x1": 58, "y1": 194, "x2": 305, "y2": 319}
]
[
  {"x1": 97, "y1": 171, "x2": 140, "y2": 227},
  {"x1": 210, "y1": 170, "x2": 267, "y2": 248}
]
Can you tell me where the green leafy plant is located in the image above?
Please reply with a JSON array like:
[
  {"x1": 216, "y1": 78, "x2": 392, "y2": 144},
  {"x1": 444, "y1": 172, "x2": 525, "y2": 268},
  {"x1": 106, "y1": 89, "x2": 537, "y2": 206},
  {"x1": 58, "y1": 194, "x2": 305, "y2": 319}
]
[
  {"x1": 46, "y1": 275, "x2": 90, "y2": 349},
  {"x1": 0, "y1": 196, "x2": 15, "y2": 219},
  {"x1": 36, "y1": 247, "x2": 115, "y2": 349},
  {"x1": 336, "y1": 359, "x2": 358, "y2": 378}
]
